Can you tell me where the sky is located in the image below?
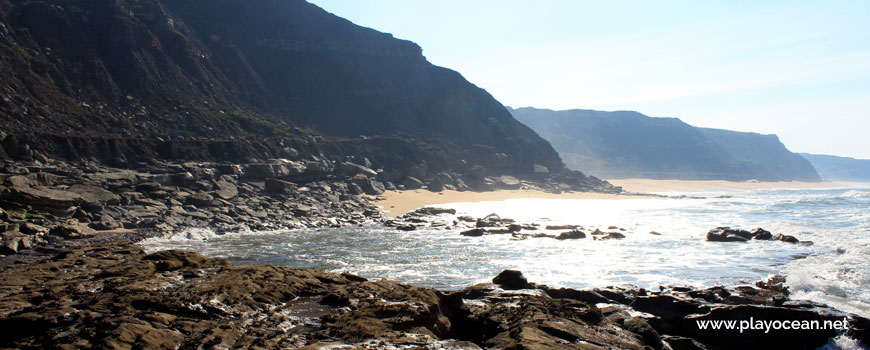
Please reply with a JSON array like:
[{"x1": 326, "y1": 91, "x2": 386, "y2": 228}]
[{"x1": 308, "y1": 0, "x2": 870, "y2": 159}]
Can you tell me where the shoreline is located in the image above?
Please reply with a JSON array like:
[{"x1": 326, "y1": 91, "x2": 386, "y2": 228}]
[
  {"x1": 376, "y1": 179, "x2": 866, "y2": 217},
  {"x1": 609, "y1": 178, "x2": 861, "y2": 193},
  {"x1": 375, "y1": 189, "x2": 644, "y2": 217}
]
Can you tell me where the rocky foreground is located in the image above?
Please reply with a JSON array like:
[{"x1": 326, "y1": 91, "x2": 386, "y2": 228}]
[{"x1": 0, "y1": 242, "x2": 866, "y2": 350}]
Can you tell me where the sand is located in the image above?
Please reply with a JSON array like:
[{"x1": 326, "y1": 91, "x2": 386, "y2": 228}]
[
  {"x1": 608, "y1": 179, "x2": 855, "y2": 193},
  {"x1": 375, "y1": 190, "x2": 640, "y2": 217},
  {"x1": 375, "y1": 179, "x2": 861, "y2": 217}
]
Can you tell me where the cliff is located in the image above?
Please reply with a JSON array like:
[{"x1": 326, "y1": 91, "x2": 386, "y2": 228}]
[
  {"x1": 800, "y1": 153, "x2": 870, "y2": 182},
  {"x1": 510, "y1": 107, "x2": 821, "y2": 181},
  {"x1": 0, "y1": 0, "x2": 563, "y2": 177}
]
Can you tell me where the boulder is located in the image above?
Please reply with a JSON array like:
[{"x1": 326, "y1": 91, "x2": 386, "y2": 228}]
[
  {"x1": 402, "y1": 177, "x2": 424, "y2": 190},
  {"x1": 3, "y1": 186, "x2": 82, "y2": 214},
  {"x1": 460, "y1": 228, "x2": 485, "y2": 237},
  {"x1": 556, "y1": 229, "x2": 586, "y2": 240},
  {"x1": 350, "y1": 175, "x2": 385, "y2": 195},
  {"x1": 496, "y1": 175, "x2": 521, "y2": 190},
  {"x1": 186, "y1": 192, "x2": 215, "y2": 207},
  {"x1": 67, "y1": 184, "x2": 121, "y2": 206},
  {"x1": 338, "y1": 161, "x2": 377, "y2": 177},
  {"x1": 706, "y1": 227, "x2": 749, "y2": 242},
  {"x1": 426, "y1": 177, "x2": 444, "y2": 192},
  {"x1": 1, "y1": 230, "x2": 33, "y2": 254},
  {"x1": 492, "y1": 270, "x2": 533, "y2": 290},
  {"x1": 750, "y1": 227, "x2": 773, "y2": 240},
  {"x1": 414, "y1": 207, "x2": 457, "y2": 216},
  {"x1": 213, "y1": 180, "x2": 238, "y2": 200},
  {"x1": 50, "y1": 218, "x2": 97, "y2": 239},
  {"x1": 264, "y1": 178, "x2": 296, "y2": 194}
]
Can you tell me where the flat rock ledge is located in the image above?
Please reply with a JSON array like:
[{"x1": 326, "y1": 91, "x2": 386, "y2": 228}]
[{"x1": 0, "y1": 243, "x2": 867, "y2": 349}]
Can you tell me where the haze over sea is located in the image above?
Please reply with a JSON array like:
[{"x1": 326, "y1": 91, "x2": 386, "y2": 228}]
[{"x1": 143, "y1": 185, "x2": 870, "y2": 318}]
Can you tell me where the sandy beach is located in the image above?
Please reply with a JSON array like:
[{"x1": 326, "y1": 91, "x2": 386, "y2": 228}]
[
  {"x1": 608, "y1": 178, "x2": 856, "y2": 193},
  {"x1": 375, "y1": 179, "x2": 863, "y2": 217},
  {"x1": 375, "y1": 189, "x2": 641, "y2": 217}
]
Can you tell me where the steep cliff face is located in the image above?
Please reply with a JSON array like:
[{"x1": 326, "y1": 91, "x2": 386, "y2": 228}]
[
  {"x1": 800, "y1": 153, "x2": 870, "y2": 182},
  {"x1": 511, "y1": 107, "x2": 821, "y2": 181},
  {"x1": 0, "y1": 0, "x2": 562, "y2": 175}
]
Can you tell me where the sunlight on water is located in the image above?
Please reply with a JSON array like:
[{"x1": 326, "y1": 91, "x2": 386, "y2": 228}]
[{"x1": 141, "y1": 186, "x2": 870, "y2": 317}]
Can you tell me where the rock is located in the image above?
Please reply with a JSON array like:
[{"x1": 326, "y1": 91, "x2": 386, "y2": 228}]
[
  {"x1": 707, "y1": 227, "x2": 800, "y2": 244},
  {"x1": 706, "y1": 227, "x2": 748, "y2": 242},
  {"x1": 662, "y1": 335, "x2": 709, "y2": 350},
  {"x1": 3, "y1": 185, "x2": 82, "y2": 214},
  {"x1": 496, "y1": 175, "x2": 521, "y2": 190},
  {"x1": 142, "y1": 250, "x2": 209, "y2": 271},
  {"x1": 49, "y1": 218, "x2": 97, "y2": 239},
  {"x1": 772, "y1": 233, "x2": 800, "y2": 243},
  {"x1": 264, "y1": 178, "x2": 296, "y2": 194},
  {"x1": 213, "y1": 180, "x2": 238, "y2": 200},
  {"x1": 1, "y1": 231, "x2": 33, "y2": 254},
  {"x1": 476, "y1": 213, "x2": 506, "y2": 228},
  {"x1": 67, "y1": 184, "x2": 121, "y2": 206},
  {"x1": 555, "y1": 229, "x2": 586, "y2": 240},
  {"x1": 338, "y1": 161, "x2": 378, "y2": 177},
  {"x1": 351, "y1": 175, "x2": 385, "y2": 195},
  {"x1": 750, "y1": 227, "x2": 772, "y2": 240},
  {"x1": 396, "y1": 224, "x2": 416, "y2": 231},
  {"x1": 492, "y1": 270, "x2": 533, "y2": 290},
  {"x1": 460, "y1": 228, "x2": 485, "y2": 237},
  {"x1": 598, "y1": 231, "x2": 626, "y2": 240},
  {"x1": 19, "y1": 222, "x2": 49, "y2": 236},
  {"x1": 402, "y1": 176, "x2": 424, "y2": 190},
  {"x1": 533, "y1": 164, "x2": 549, "y2": 174},
  {"x1": 545, "y1": 224, "x2": 579, "y2": 230},
  {"x1": 426, "y1": 177, "x2": 444, "y2": 192},
  {"x1": 186, "y1": 192, "x2": 215, "y2": 207},
  {"x1": 414, "y1": 207, "x2": 457, "y2": 216}
]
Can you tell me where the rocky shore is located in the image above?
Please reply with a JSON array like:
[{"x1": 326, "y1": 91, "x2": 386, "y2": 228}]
[
  {"x1": 0, "y1": 158, "x2": 615, "y2": 264},
  {"x1": 0, "y1": 242, "x2": 866, "y2": 349}
]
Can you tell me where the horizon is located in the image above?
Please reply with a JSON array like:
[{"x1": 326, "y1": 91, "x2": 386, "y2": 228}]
[{"x1": 309, "y1": 0, "x2": 870, "y2": 160}]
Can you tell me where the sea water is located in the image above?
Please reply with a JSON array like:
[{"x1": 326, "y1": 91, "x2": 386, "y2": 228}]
[{"x1": 141, "y1": 185, "x2": 870, "y2": 318}]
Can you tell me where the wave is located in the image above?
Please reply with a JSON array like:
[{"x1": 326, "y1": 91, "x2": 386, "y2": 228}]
[{"x1": 840, "y1": 190, "x2": 870, "y2": 199}]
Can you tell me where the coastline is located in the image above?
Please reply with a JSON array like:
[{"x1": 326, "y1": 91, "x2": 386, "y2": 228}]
[
  {"x1": 609, "y1": 178, "x2": 859, "y2": 193},
  {"x1": 375, "y1": 179, "x2": 863, "y2": 217},
  {"x1": 375, "y1": 189, "x2": 643, "y2": 217}
]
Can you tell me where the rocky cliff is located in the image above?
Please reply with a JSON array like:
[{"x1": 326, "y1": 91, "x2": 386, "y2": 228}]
[
  {"x1": 0, "y1": 0, "x2": 563, "y2": 177},
  {"x1": 511, "y1": 107, "x2": 821, "y2": 181},
  {"x1": 800, "y1": 153, "x2": 870, "y2": 182}
]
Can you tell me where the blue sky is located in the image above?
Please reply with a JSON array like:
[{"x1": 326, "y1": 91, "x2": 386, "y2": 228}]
[{"x1": 309, "y1": 0, "x2": 870, "y2": 159}]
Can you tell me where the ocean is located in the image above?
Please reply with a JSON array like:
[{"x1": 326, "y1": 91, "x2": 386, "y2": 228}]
[{"x1": 141, "y1": 185, "x2": 870, "y2": 318}]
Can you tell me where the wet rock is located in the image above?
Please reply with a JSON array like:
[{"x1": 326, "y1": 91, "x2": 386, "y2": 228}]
[
  {"x1": 492, "y1": 269, "x2": 533, "y2": 290},
  {"x1": 555, "y1": 229, "x2": 586, "y2": 240},
  {"x1": 750, "y1": 227, "x2": 772, "y2": 240},
  {"x1": 460, "y1": 228, "x2": 485, "y2": 237},
  {"x1": 705, "y1": 227, "x2": 749, "y2": 242},
  {"x1": 545, "y1": 224, "x2": 579, "y2": 230},
  {"x1": 414, "y1": 207, "x2": 457, "y2": 216}
]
